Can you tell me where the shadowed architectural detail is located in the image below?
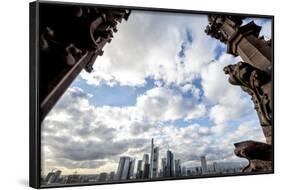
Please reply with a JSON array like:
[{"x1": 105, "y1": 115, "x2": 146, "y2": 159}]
[
  {"x1": 223, "y1": 62, "x2": 272, "y2": 144},
  {"x1": 206, "y1": 15, "x2": 273, "y2": 172},
  {"x1": 39, "y1": 4, "x2": 131, "y2": 121},
  {"x1": 234, "y1": 141, "x2": 272, "y2": 172}
]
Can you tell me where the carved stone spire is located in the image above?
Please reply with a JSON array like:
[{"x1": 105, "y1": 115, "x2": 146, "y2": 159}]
[
  {"x1": 39, "y1": 4, "x2": 131, "y2": 121},
  {"x1": 205, "y1": 14, "x2": 273, "y2": 172}
]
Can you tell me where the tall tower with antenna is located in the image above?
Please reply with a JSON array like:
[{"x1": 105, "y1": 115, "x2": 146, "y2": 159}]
[{"x1": 150, "y1": 138, "x2": 154, "y2": 178}]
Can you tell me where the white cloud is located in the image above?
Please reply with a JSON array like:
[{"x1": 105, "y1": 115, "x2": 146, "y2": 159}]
[
  {"x1": 201, "y1": 53, "x2": 252, "y2": 124},
  {"x1": 81, "y1": 11, "x2": 215, "y2": 88},
  {"x1": 179, "y1": 83, "x2": 201, "y2": 99},
  {"x1": 136, "y1": 87, "x2": 206, "y2": 121}
]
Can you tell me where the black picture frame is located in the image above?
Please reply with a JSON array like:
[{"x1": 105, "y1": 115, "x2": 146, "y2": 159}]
[{"x1": 30, "y1": 1, "x2": 274, "y2": 189}]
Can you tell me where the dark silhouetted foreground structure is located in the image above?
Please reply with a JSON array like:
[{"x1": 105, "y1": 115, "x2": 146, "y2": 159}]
[
  {"x1": 39, "y1": 3, "x2": 130, "y2": 121},
  {"x1": 205, "y1": 15, "x2": 273, "y2": 172}
]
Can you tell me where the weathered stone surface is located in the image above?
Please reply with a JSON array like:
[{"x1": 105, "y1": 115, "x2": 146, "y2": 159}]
[
  {"x1": 223, "y1": 62, "x2": 272, "y2": 144},
  {"x1": 234, "y1": 141, "x2": 272, "y2": 172},
  {"x1": 39, "y1": 4, "x2": 131, "y2": 121},
  {"x1": 205, "y1": 14, "x2": 273, "y2": 172}
]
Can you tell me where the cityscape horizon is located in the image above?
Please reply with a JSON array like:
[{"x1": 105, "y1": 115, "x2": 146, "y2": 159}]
[{"x1": 42, "y1": 138, "x2": 247, "y2": 186}]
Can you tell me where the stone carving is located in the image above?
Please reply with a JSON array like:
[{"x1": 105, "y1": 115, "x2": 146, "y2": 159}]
[
  {"x1": 234, "y1": 141, "x2": 272, "y2": 172},
  {"x1": 223, "y1": 61, "x2": 272, "y2": 144},
  {"x1": 205, "y1": 15, "x2": 244, "y2": 43},
  {"x1": 205, "y1": 14, "x2": 273, "y2": 172},
  {"x1": 39, "y1": 4, "x2": 131, "y2": 121},
  {"x1": 223, "y1": 61, "x2": 273, "y2": 172}
]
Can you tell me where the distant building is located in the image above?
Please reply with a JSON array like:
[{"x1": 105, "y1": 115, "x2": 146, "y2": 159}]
[
  {"x1": 46, "y1": 170, "x2": 61, "y2": 185},
  {"x1": 181, "y1": 166, "x2": 187, "y2": 177},
  {"x1": 98, "y1": 172, "x2": 108, "y2": 182},
  {"x1": 66, "y1": 174, "x2": 80, "y2": 184},
  {"x1": 166, "y1": 150, "x2": 174, "y2": 177},
  {"x1": 142, "y1": 154, "x2": 150, "y2": 179},
  {"x1": 150, "y1": 139, "x2": 159, "y2": 178},
  {"x1": 175, "y1": 159, "x2": 181, "y2": 177},
  {"x1": 195, "y1": 166, "x2": 202, "y2": 175},
  {"x1": 213, "y1": 162, "x2": 218, "y2": 173},
  {"x1": 128, "y1": 158, "x2": 135, "y2": 179},
  {"x1": 45, "y1": 172, "x2": 55, "y2": 183},
  {"x1": 109, "y1": 171, "x2": 115, "y2": 181},
  {"x1": 161, "y1": 158, "x2": 167, "y2": 177},
  {"x1": 136, "y1": 160, "x2": 143, "y2": 179},
  {"x1": 115, "y1": 156, "x2": 135, "y2": 180},
  {"x1": 80, "y1": 176, "x2": 89, "y2": 183},
  {"x1": 200, "y1": 156, "x2": 208, "y2": 174},
  {"x1": 143, "y1": 163, "x2": 150, "y2": 179}
]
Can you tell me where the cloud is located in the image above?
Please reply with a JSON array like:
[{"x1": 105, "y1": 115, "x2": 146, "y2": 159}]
[
  {"x1": 201, "y1": 53, "x2": 252, "y2": 124},
  {"x1": 136, "y1": 87, "x2": 206, "y2": 121},
  {"x1": 80, "y1": 11, "x2": 216, "y2": 88}
]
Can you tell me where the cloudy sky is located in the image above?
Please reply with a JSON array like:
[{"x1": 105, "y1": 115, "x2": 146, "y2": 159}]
[{"x1": 41, "y1": 10, "x2": 272, "y2": 175}]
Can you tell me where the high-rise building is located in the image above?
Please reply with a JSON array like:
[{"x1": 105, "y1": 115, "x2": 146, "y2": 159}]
[
  {"x1": 166, "y1": 150, "x2": 174, "y2": 177},
  {"x1": 66, "y1": 174, "x2": 80, "y2": 184},
  {"x1": 45, "y1": 172, "x2": 55, "y2": 183},
  {"x1": 161, "y1": 158, "x2": 167, "y2": 177},
  {"x1": 200, "y1": 156, "x2": 208, "y2": 174},
  {"x1": 195, "y1": 166, "x2": 202, "y2": 175},
  {"x1": 151, "y1": 147, "x2": 159, "y2": 178},
  {"x1": 115, "y1": 156, "x2": 130, "y2": 180},
  {"x1": 150, "y1": 138, "x2": 154, "y2": 178},
  {"x1": 98, "y1": 172, "x2": 108, "y2": 182},
  {"x1": 115, "y1": 156, "x2": 135, "y2": 180},
  {"x1": 142, "y1": 154, "x2": 150, "y2": 179},
  {"x1": 175, "y1": 159, "x2": 182, "y2": 177},
  {"x1": 136, "y1": 160, "x2": 143, "y2": 179},
  {"x1": 213, "y1": 162, "x2": 218, "y2": 173},
  {"x1": 149, "y1": 138, "x2": 159, "y2": 178},
  {"x1": 46, "y1": 170, "x2": 61, "y2": 184},
  {"x1": 181, "y1": 166, "x2": 187, "y2": 177},
  {"x1": 143, "y1": 163, "x2": 150, "y2": 179},
  {"x1": 128, "y1": 158, "x2": 135, "y2": 179}
]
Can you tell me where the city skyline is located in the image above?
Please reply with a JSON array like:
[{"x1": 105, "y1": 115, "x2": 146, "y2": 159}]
[
  {"x1": 42, "y1": 138, "x2": 247, "y2": 186},
  {"x1": 41, "y1": 10, "x2": 271, "y2": 176},
  {"x1": 42, "y1": 138, "x2": 247, "y2": 177}
]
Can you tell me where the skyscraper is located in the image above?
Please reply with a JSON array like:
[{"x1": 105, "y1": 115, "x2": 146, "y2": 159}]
[
  {"x1": 181, "y1": 166, "x2": 187, "y2": 177},
  {"x1": 149, "y1": 138, "x2": 159, "y2": 178},
  {"x1": 66, "y1": 174, "x2": 80, "y2": 184},
  {"x1": 213, "y1": 162, "x2": 218, "y2": 173},
  {"x1": 128, "y1": 158, "x2": 135, "y2": 179},
  {"x1": 115, "y1": 156, "x2": 135, "y2": 180},
  {"x1": 175, "y1": 159, "x2": 182, "y2": 177},
  {"x1": 142, "y1": 154, "x2": 150, "y2": 179},
  {"x1": 46, "y1": 170, "x2": 61, "y2": 184},
  {"x1": 136, "y1": 160, "x2": 143, "y2": 179},
  {"x1": 200, "y1": 155, "x2": 208, "y2": 174},
  {"x1": 150, "y1": 138, "x2": 154, "y2": 178},
  {"x1": 161, "y1": 158, "x2": 167, "y2": 177},
  {"x1": 45, "y1": 171, "x2": 55, "y2": 183},
  {"x1": 152, "y1": 147, "x2": 159, "y2": 178},
  {"x1": 166, "y1": 150, "x2": 174, "y2": 177}
]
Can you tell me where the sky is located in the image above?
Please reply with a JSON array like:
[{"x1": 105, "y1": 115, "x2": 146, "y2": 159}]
[{"x1": 41, "y1": 10, "x2": 272, "y2": 176}]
